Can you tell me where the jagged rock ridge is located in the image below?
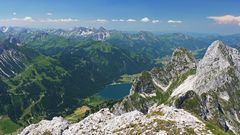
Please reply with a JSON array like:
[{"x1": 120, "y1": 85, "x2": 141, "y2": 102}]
[
  {"x1": 19, "y1": 105, "x2": 213, "y2": 135},
  {"x1": 171, "y1": 40, "x2": 240, "y2": 134},
  {"x1": 111, "y1": 47, "x2": 197, "y2": 115},
  {"x1": 112, "y1": 40, "x2": 240, "y2": 134}
]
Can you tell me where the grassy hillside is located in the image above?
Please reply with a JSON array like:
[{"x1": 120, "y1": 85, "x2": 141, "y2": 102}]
[{"x1": 0, "y1": 39, "x2": 155, "y2": 134}]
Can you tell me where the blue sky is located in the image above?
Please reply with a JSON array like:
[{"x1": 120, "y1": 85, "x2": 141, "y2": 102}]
[{"x1": 0, "y1": 0, "x2": 240, "y2": 34}]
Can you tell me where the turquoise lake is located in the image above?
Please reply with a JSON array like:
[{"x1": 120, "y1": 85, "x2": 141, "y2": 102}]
[{"x1": 96, "y1": 83, "x2": 132, "y2": 100}]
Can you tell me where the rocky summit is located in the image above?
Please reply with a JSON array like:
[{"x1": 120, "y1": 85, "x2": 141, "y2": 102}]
[
  {"x1": 19, "y1": 105, "x2": 213, "y2": 135},
  {"x1": 19, "y1": 40, "x2": 240, "y2": 135},
  {"x1": 172, "y1": 40, "x2": 240, "y2": 134}
]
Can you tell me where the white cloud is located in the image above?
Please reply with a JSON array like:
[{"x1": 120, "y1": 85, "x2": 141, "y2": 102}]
[
  {"x1": 23, "y1": 16, "x2": 34, "y2": 21},
  {"x1": 126, "y1": 19, "x2": 136, "y2": 22},
  {"x1": 47, "y1": 12, "x2": 53, "y2": 16},
  {"x1": 96, "y1": 19, "x2": 108, "y2": 23},
  {"x1": 40, "y1": 18, "x2": 79, "y2": 23},
  {"x1": 13, "y1": 12, "x2": 17, "y2": 16},
  {"x1": 152, "y1": 20, "x2": 160, "y2": 23},
  {"x1": 168, "y1": 20, "x2": 182, "y2": 24},
  {"x1": 141, "y1": 17, "x2": 150, "y2": 23},
  {"x1": 112, "y1": 19, "x2": 125, "y2": 22},
  {"x1": 208, "y1": 15, "x2": 240, "y2": 26},
  {"x1": 1, "y1": 17, "x2": 35, "y2": 22},
  {"x1": 0, "y1": 17, "x2": 79, "y2": 24}
]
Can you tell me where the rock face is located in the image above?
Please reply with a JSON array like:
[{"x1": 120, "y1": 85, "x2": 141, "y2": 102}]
[
  {"x1": 151, "y1": 48, "x2": 196, "y2": 91},
  {"x1": 19, "y1": 105, "x2": 212, "y2": 135},
  {"x1": 194, "y1": 40, "x2": 239, "y2": 95},
  {"x1": 171, "y1": 40, "x2": 240, "y2": 134},
  {"x1": 19, "y1": 117, "x2": 69, "y2": 135},
  {"x1": 112, "y1": 40, "x2": 240, "y2": 134},
  {"x1": 0, "y1": 41, "x2": 26, "y2": 77},
  {"x1": 111, "y1": 48, "x2": 196, "y2": 115}
]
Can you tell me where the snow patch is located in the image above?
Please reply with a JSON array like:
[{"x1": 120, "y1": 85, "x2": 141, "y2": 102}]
[
  {"x1": 219, "y1": 91, "x2": 230, "y2": 101},
  {"x1": 226, "y1": 121, "x2": 237, "y2": 134},
  {"x1": 171, "y1": 75, "x2": 196, "y2": 97},
  {"x1": 234, "y1": 111, "x2": 240, "y2": 123},
  {"x1": 152, "y1": 78, "x2": 171, "y2": 91},
  {"x1": 140, "y1": 93, "x2": 156, "y2": 98},
  {"x1": 1, "y1": 27, "x2": 8, "y2": 33},
  {"x1": 0, "y1": 67, "x2": 10, "y2": 77}
]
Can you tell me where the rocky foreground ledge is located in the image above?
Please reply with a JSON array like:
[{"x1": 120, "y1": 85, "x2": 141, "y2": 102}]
[{"x1": 19, "y1": 105, "x2": 212, "y2": 135}]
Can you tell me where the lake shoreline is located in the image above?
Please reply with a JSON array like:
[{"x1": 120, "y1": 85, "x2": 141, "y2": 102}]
[{"x1": 95, "y1": 83, "x2": 132, "y2": 100}]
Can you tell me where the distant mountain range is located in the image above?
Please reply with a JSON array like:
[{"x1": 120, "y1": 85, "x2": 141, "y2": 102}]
[
  {"x1": 1, "y1": 26, "x2": 240, "y2": 59},
  {"x1": 0, "y1": 26, "x2": 111, "y2": 41}
]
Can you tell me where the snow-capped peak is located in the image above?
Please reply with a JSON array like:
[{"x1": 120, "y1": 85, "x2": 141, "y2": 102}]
[{"x1": 1, "y1": 26, "x2": 9, "y2": 33}]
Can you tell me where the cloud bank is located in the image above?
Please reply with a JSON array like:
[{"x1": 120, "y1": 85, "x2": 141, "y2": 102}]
[
  {"x1": 1, "y1": 17, "x2": 35, "y2": 22},
  {"x1": 208, "y1": 15, "x2": 240, "y2": 26},
  {"x1": 41, "y1": 18, "x2": 79, "y2": 23},
  {"x1": 112, "y1": 19, "x2": 125, "y2": 22},
  {"x1": 126, "y1": 19, "x2": 136, "y2": 22},
  {"x1": 0, "y1": 15, "x2": 183, "y2": 28},
  {"x1": 168, "y1": 20, "x2": 182, "y2": 24}
]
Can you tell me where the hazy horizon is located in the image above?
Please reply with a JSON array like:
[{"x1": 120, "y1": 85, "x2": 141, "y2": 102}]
[
  {"x1": 1, "y1": 25, "x2": 239, "y2": 36},
  {"x1": 1, "y1": 0, "x2": 240, "y2": 34}
]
